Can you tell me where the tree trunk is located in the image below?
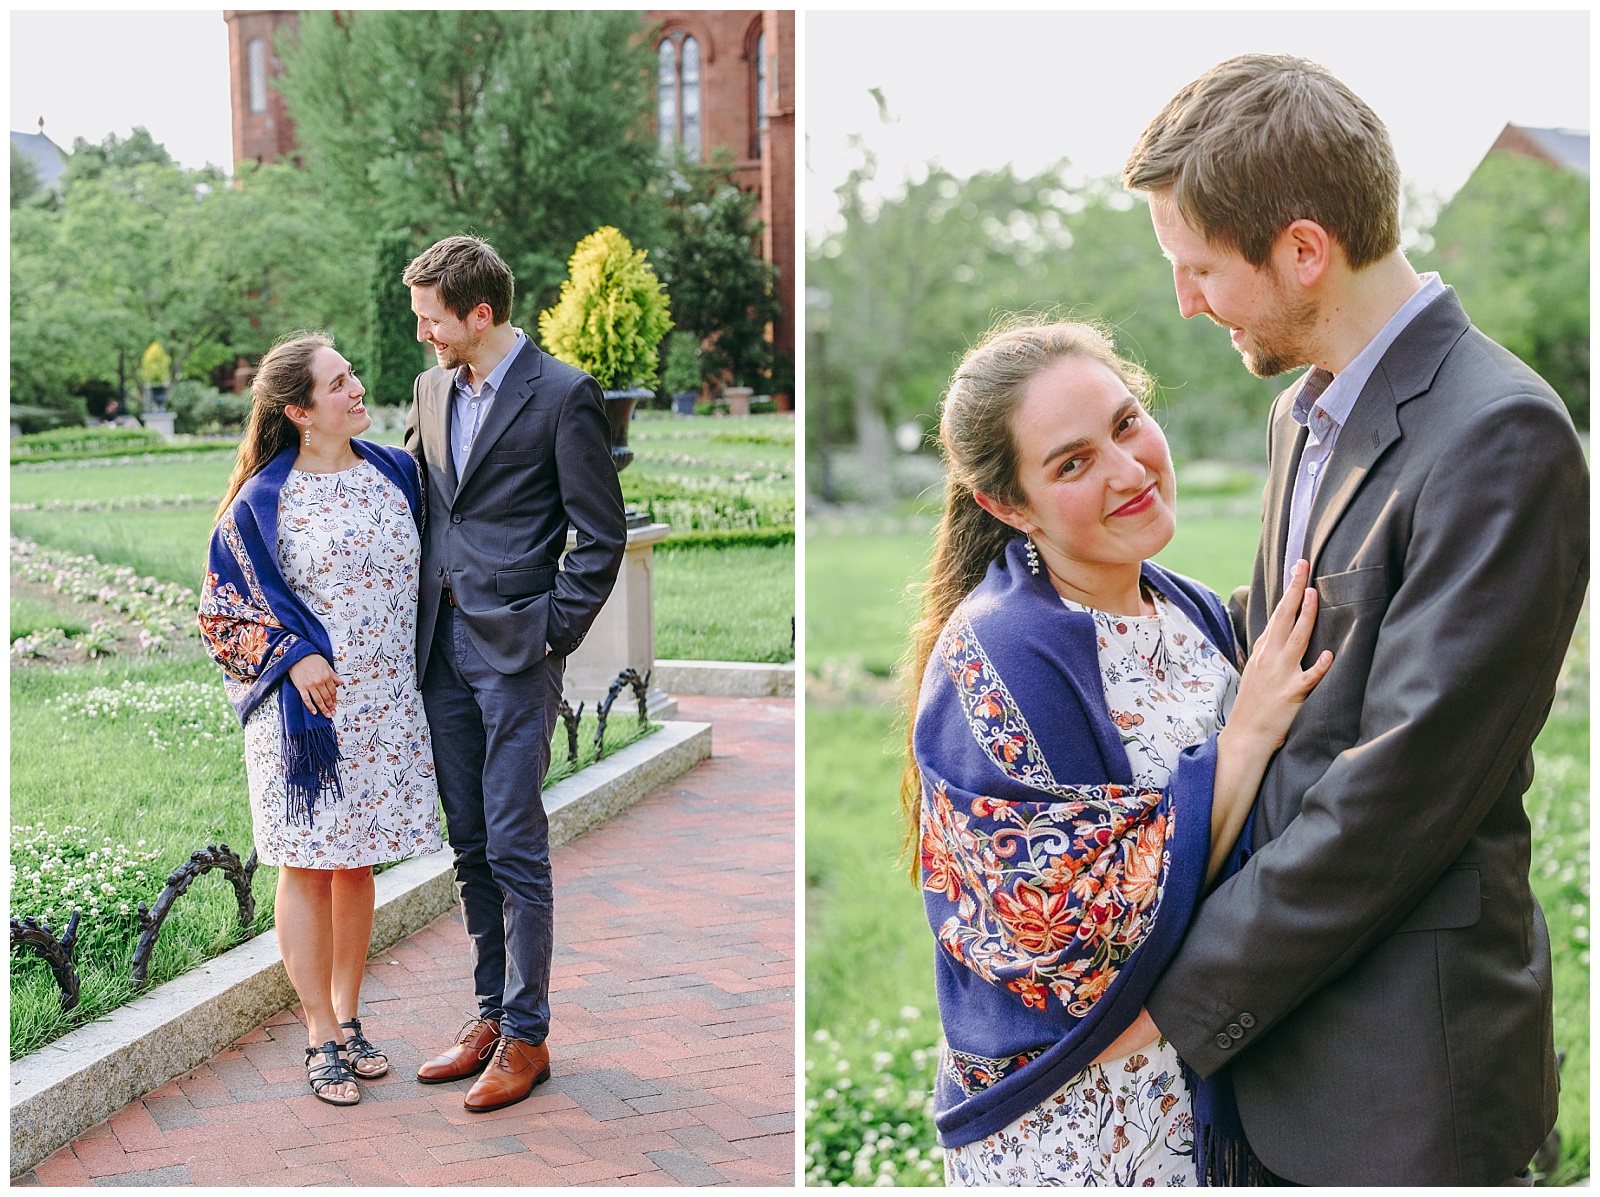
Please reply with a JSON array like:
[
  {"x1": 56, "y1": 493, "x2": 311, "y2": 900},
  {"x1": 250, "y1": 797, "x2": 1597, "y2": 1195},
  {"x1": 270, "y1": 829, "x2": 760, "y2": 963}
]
[{"x1": 852, "y1": 377, "x2": 894, "y2": 503}]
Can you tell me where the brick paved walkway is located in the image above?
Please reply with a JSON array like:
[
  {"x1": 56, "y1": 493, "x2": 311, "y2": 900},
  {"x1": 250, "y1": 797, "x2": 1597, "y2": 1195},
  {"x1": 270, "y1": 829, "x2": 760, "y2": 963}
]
[{"x1": 18, "y1": 696, "x2": 795, "y2": 1187}]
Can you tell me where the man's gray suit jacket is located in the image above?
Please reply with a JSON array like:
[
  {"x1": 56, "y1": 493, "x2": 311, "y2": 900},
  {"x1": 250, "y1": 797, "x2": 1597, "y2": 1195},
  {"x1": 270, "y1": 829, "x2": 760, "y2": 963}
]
[
  {"x1": 403, "y1": 338, "x2": 627, "y2": 681},
  {"x1": 1146, "y1": 288, "x2": 1588, "y2": 1185}
]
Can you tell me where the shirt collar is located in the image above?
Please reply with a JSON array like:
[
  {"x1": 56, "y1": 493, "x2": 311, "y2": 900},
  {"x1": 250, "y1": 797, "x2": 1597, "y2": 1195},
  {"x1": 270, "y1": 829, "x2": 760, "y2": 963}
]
[
  {"x1": 454, "y1": 328, "x2": 527, "y2": 399},
  {"x1": 1292, "y1": 272, "x2": 1446, "y2": 436}
]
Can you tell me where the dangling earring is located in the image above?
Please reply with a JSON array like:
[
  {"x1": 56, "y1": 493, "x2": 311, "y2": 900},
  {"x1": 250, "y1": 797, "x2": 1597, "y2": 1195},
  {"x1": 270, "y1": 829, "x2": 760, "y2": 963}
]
[
  {"x1": 302, "y1": 425, "x2": 310, "y2": 448},
  {"x1": 1025, "y1": 537, "x2": 1040, "y2": 576}
]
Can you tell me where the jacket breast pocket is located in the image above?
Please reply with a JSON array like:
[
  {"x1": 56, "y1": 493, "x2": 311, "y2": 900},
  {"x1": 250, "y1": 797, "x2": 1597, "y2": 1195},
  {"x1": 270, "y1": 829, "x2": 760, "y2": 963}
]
[
  {"x1": 495, "y1": 564, "x2": 558, "y2": 597},
  {"x1": 486, "y1": 449, "x2": 541, "y2": 466},
  {"x1": 1395, "y1": 866, "x2": 1482, "y2": 933},
  {"x1": 1315, "y1": 564, "x2": 1389, "y2": 608}
]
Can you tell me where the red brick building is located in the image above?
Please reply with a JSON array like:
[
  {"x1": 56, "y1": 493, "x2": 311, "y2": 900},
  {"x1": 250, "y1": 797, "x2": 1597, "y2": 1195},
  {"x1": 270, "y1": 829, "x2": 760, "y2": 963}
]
[
  {"x1": 222, "y1": 9, "x2": 795, "y2": 387},
  {"x1": 222, "y1": 11, "x2": 299, "y2": 168},
  {"x1": 647, "y1": 11, "x2": 795, "y2": 373}
]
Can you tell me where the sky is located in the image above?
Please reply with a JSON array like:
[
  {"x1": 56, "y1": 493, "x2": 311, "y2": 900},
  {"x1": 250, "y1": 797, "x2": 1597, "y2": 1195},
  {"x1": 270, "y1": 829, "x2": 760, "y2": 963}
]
[
  {"x1": 11, "y1": 10, "x2": 233, "y2": 171},
  {"x1": 806, "y1": 10, "x2": 1591, "y2": 239},
  {"x1": 9, "y1": 9, "x2": 1590, "y2": 226}
]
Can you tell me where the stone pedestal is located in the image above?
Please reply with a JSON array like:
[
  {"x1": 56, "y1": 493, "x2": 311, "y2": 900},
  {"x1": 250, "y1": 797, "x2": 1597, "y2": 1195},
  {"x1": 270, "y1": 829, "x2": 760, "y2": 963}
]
[
  {"x1": 725, "y1": 386, "x2": 753, "y2": 416},
  {"x1": 141, "y1": 412, "x2": 176, "y2": 440},
  {"x1": 563, "y1": 521, "x2": 676, "y2": 718}
]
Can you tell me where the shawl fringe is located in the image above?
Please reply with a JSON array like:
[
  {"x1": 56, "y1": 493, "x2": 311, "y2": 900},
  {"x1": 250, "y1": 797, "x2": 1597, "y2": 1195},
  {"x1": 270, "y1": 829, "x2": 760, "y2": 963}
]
[
  {"x1": 278, "y1": 687, "x2": 344, "y2": 826},
  {"x1": 1183, "y1": 1057, "x2": 1268, "y2": 1186}
]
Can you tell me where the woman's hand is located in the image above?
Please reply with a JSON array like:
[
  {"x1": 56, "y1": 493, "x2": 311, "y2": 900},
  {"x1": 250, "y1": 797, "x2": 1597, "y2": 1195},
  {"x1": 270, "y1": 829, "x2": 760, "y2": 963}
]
[
  {"x1": 288, "y1": 654, "x2": 342, "y2": 717},
  {"x1": 1090, "y1": 1006, "x2": 1162, "y2": 1066},
  {"x1": 1207, "y1": 560, "x2": 1332, "y2": 881},
  {"x1": 1225, "y1": 559, "x2": 1333, "y2": 757}
]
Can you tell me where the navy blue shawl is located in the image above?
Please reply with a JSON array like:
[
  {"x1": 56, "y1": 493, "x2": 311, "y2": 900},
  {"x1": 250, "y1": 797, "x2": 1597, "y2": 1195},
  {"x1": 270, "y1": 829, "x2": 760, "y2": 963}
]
[
  {"x1": 199, "y1": 440, "x2": 423, "y2": 824},
  {"x1": 915, "y1": 536, "x2": 1249, "y2": 1177}
]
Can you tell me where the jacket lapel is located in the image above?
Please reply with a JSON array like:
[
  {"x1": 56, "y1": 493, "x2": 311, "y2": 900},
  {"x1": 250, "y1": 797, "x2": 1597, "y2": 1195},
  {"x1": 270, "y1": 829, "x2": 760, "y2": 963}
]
[
  {"x1": 1301, "y1": 373, "x2": 1400, "y2": 577},
  {"x1": 1302, "y1": 289, "x2": 1471, "y2": 577},
  {"x1": 424, "y1": 370, "x2": 459, "y2": 512},
  {"x1": 1263, "y1": 389, "x2": 1306, "y2": 613},
  {"x1": 454, "y1": 340, "x2": 545, "y2": 498}
]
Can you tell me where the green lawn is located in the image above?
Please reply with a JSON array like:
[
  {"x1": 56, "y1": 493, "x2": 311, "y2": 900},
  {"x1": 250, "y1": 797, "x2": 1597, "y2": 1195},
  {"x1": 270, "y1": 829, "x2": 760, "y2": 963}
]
[
  {"x1": 11, "y1": 416, "x2": 794, "y2": 663},
  {"x1": 654, "y1": 543, "x2": 794, "y2": 663},
  {"x1": 805, "y1": 515, "x2": 1589, "y2": 1184}
]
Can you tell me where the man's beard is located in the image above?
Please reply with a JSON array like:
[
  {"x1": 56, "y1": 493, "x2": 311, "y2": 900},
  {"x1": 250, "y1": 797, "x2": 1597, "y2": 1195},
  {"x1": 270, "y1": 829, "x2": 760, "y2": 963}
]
[
  {"x1": 435, "y1": 335, "x2": 477, "y2": 373},
  {"x1": 1222, "y1": 279, "x2": 1320, "y2": 379}
]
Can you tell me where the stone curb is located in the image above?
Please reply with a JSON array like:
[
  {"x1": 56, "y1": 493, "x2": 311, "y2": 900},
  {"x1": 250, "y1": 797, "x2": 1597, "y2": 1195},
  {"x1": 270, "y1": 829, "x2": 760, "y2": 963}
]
[
  {"x1": 653, "y1": 658, "x2": 795, "y2": 698},
  {"x1": 8, "y1": 720, "x2": 712, "y2": 1178}
]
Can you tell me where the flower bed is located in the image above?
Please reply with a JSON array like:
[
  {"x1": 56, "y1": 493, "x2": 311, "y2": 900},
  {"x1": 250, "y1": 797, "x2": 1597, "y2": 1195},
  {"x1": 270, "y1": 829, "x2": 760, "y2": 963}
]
[
  {"x1": 805, "y1": 1012, "x2": 944, "y2": 1187},
  {"x1": 10, "y1": 538, "x2": 195, "y2": 655}
]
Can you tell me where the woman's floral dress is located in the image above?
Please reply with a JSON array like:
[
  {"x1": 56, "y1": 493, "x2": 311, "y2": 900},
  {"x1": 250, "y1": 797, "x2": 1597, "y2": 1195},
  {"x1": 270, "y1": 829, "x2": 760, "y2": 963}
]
[
  {"x1": 243, "y1": 461, "x2": 442, "y2": 868},
  {"x1": 945, "y1": 584, "x2": 1239, "y2": 1186}
]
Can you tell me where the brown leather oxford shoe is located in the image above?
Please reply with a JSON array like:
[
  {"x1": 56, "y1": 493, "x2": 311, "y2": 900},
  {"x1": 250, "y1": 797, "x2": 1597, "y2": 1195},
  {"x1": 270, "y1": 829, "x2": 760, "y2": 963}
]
[
  {"x1": 416, "y1": 1016, "x2": 501, "y2": 1084},
  {"x1": 463, "y1": 1036, "x2": 551, "y2": 1112}
]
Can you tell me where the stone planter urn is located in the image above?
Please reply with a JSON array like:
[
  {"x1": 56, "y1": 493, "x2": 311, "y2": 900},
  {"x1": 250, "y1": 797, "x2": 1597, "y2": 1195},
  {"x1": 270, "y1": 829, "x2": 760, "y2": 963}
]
[
  {"x1": 724, "y1": 386, "x2": 754, "y2": 417},
  {"x1": 672, "y1": 391, "x2": 698, "y2": 416},
  {"x1": 600, "y1": 387, "x2": 655, "y2": 471},
  {"x1": 601, "y1": 387, "x2": 656, "y2": 529}
]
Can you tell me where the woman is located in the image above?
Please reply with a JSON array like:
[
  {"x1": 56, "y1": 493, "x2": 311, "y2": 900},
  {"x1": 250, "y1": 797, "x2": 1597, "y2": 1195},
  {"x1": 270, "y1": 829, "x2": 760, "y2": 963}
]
[
  {"x1": 907, "y1": 320, "x2": 1331, "y2": 1185},
  {"x1": 199, "y1": 333, "x2": 442, "y2": 1106}
]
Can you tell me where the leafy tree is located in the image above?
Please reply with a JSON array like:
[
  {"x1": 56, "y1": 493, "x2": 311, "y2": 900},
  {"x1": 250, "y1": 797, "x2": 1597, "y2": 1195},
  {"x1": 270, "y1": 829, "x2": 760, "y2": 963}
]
[
  {"x1": 807, "y1": 154, "x2": 1082, "y2": 487},
  {"x1": 223, "y1": 161, "x2": 370, "y2": 356},
  {"x1": 273, "y1": 10, "x2": 663, "y2": 323},
  {"x1": 655, "y1": 155, "x2": 780, "y2": 389},
  {"x1": 365, "y1": 229, "x2": 424, "y2": 404},
  {"x1": 10, "y1": 204, "x2": 96, "y2": 418},
  {"x1": 11, "y1": 143, "x2": 46, "y2": 209},
  {"x1": 538, "y1": 226, "x2": 672, "y2": 389},
  {"x1": 1417, "y1": 151, "x2": 1588, "y2": 428},
  {"x1": 57, "y1": 163, "x2": 251, "y2": 387},
  {"x1": 61, "y1": 127, "x2": 173, "y2": 188}
]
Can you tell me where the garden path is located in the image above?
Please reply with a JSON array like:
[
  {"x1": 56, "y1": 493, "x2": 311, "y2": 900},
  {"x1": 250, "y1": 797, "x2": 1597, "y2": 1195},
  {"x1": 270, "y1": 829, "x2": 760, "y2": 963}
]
[{"x1": 17, "y1": 695, "x2": 795, "y2": 1188}]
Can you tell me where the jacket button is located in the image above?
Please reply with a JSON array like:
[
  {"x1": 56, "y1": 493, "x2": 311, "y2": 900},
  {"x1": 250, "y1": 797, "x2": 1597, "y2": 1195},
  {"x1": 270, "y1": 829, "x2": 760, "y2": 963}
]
[
  {"x1": 451, "y1": 514, "x2": 463, "y2": 524},
  {"x1": 1227, "y1": 1023, "x2": 1244, "y2": 1039},
  {"x1": 1215, "y1": 1034, "x2": 1232, "y2": 1050},
  {"x1": 1239, "y1": 1012, "x2": 1256, "y2": 1029}
]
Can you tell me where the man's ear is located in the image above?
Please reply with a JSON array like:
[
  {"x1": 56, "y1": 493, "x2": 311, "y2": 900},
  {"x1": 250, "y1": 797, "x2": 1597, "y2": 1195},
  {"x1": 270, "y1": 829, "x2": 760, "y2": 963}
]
[
  {"x1": 472, "y1": 302, "x2": 496, "y2": 331},
  {"x1": 1273, "y1": 219, "x2": 1334, "y2": 288},
  {"x1": 973, "y1": 490, "x2": 1033, "y2": 536}
]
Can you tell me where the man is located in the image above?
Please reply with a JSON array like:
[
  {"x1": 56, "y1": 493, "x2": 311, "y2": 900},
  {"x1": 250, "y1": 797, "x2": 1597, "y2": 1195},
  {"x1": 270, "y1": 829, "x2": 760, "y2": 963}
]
[
  {"x1": 401, "y1": 235, "x2": 627, "y2": 1111},
  {"x1": 1117, "y1": 56, "x2": 1587, "y2": 1184}
]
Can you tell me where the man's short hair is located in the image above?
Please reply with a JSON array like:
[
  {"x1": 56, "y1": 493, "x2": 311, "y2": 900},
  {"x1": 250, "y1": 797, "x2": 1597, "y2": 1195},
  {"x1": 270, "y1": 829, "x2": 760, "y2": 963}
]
[
  {"x1": 402, "y1": 235, "x2": 515, "y2": 324},
  {"x1": 1123, "y1": 54, "x2": 1401, "y2": 271}
]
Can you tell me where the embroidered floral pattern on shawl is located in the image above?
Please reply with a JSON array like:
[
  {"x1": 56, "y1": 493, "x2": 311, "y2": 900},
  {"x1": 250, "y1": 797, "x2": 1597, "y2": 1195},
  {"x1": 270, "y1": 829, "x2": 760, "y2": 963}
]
[
  {"x1": 199, "y1": 511, "x2": 300, "y2": 706},
  {"x1": 922, "y1": 602, "x2": 1177, "y2": 1094}
]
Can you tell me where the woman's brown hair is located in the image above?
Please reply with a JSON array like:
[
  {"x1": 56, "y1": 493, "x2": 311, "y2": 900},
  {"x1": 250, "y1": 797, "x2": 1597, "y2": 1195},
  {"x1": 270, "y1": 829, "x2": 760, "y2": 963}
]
[
  {"x1": 898, "y1": 318, "x2": 1154, "y2": 873},
  {"x1": 215, "y1": 332, "x2": 333, "y2": 521}
]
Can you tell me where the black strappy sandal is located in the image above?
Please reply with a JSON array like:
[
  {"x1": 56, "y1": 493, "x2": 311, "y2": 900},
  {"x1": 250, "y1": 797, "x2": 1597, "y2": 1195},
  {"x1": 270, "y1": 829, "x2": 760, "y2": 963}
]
[
  {"x1": 305, "y1": 1040, "x2": 360, "y2": 1105},
  {"x1": 340, "y1": 1017, "x2": 390, "y2": 1079}
]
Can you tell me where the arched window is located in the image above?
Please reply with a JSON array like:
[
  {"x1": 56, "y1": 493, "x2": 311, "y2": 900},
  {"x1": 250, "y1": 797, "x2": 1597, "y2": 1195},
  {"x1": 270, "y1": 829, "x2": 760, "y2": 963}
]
[
  {"x1": 247, "y1": 38, "x2": 268, "y2": 115},
  {"x1": 656, "y1": 32, "x2": 701, "y2": 161},
  {"x1": 751, "y1": 30, "x2": 768, "y2": 159}
]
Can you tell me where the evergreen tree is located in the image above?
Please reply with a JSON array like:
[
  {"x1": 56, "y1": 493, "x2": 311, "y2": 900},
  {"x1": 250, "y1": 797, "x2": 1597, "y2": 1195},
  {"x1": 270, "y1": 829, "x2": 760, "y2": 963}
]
[
  {"x1": 655, "y1": 155, "x2": 780, "y2": 390},
  {"x1": 273, "y1": 10, "x2": 662, "y2": 322},
  {"x1": 365, "y1": 230, "x2": 422, "y2": 405}
]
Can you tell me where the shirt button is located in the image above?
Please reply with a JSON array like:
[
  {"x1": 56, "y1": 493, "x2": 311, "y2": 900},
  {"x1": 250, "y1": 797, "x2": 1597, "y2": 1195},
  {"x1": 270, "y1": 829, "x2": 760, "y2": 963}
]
[
  {"x1": 1239, "y1": 1012, "x2": 1257, "y2": 1029},
  {"x1": 1215, "y1": 1034, "x2": 1232, "y2": 1050},
  {"x1": 1227, "y1": 1023, "x2": 1245, "y2": 1039},
  {"x1": 451, "y1": 514, "x2": 463, "y2": 524},
  {"x1": 1307, "y1": 461, "x2": 1319, "y2": 476}
]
